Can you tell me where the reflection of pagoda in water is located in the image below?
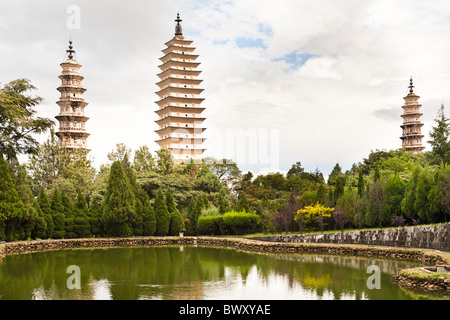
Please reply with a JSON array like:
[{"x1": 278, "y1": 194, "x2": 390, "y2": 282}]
[{"x1": 155, "y1": 13, "x2": 207, "y2": 163}]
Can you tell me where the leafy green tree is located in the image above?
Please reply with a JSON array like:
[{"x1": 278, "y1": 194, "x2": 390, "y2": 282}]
[
  {"x1": 382, "y1": 174, "x2": 405, "y2": 226},
  {"x1": 316, "y1": 184, "x2": 328, "y2": 205},
  {"x1": 428, "y1": 163, "x2": 450, "y2": 222},
  {"x1": 333, "y1": 176, "x2": 346, "y2": 204},
  {"x1": 357, "y1": 171, "x2": 365, "y2": 197},
  {"x1": 156, "y1": 147, "x2": 174, "y2": 175},
  {"x1": 328, "y1": 163, "x2": 342, "y2": 186},
  {"x1": 154, "y1": 188, "x2": 170, "y2": 236},
  {"x1": 365, "y1": 181, "x2": 384, "y2": 228},
  {"x1": 287, "y1": 161, "x2": 304, "y2": 178},
  {"x1": 428, "y1": 104, "x2": 450, "y2": 164},
  {"x1": 218, "y1": 188, "x2": 231, "y2": 214},
  {"x1": 414, "y1": 168, "x2": 433, "y2": 223},
  {"x1": 401, "y1": 166, "x2": 421, "y2": 220},
  {"x1": 28, "y1": 129, "x2": 94, "y2": 196},
  {"x1": 204, "y1": 157, "x2": 241, "y2": 186},
  {"x1": 133, "y1": 145, "x2": 155, "y2": 174},
  {"x1": 8, "y1": 161, "x2": 35, "y2": 239},
  {"x1": 102, "y1": 161, "x2": 135, "y2": 237},
  {"x1": 0, "y1": 79, "x2": 53, "y2": 160},
  {"x1": 0, "y1": 156, "x2": 28, "y2": 241},
  {"x1": 193, "y1": 165, "x2": 222, "y2": 193},
  {"x1": 236, "y1": 191, "x2": 251, "y2": 213},
  {"x1": 107, "y1": 143, "x2": 131, "y2": 163}
]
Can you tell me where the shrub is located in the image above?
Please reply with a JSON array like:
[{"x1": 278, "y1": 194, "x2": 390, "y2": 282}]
[
  {"x1": 197, "y1": 216, "x2": 222, "y2": 235},
  {"x1": 223, "y1": 211, "x2": 261, "y2": 235}
]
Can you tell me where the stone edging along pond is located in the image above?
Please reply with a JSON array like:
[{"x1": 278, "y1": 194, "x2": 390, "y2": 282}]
[{"x1": 0, "y1": 236, "x2": 449, "y2": 292}]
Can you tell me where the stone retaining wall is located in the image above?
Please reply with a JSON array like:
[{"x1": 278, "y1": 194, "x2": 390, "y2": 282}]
[{"x1": 252, "y1": 223, "x2": 450, "y2": 252}]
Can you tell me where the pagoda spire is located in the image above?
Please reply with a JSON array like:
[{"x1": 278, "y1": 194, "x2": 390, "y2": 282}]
[
  {"x1": 66, "y1": 37, "x2": 76, "y2": 60},
  {"x1": 175, "y1": 12, "x2": 183, "y2": 36},
  {"x1": 409, "y1": 76, "x2": 415, "y2": 94}
]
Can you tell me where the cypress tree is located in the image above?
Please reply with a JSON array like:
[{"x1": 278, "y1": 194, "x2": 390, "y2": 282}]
[
  {"x1": 236, "y1": 192, "x2": 250, "y2": 213},
  {"x1": 102, "y1": 161, "x2": 136, "y2": 237},
  {"x1": 142, "y1": 194, "x2": 156, "y2": 236},
  {"x1": 61, "y1": 190, "x2": 76, "y2": 238},
  {"x1": 165, "y1": 187, "x2": 183, "y2": 236},
  {"x1": 37, "y1": 187, "x2": 54, "y2": 238},
  {"x1": 186, "y1": 197, "x2": 200, "y2": 235},
  {"x1": 31, "y1": 199, "x2": 47, "y2": 239},
  {"x1": 74, "y1": 190, "x2": 91, "y2": 238},
  {"x1": 154, "y1": 188, "x2": 170, "y2": 236},
  {"x1": 0, "y1": 156, "x2": 28, "y2": 241},
  {"x1": 401, "y1": 166, "x2": 421, "y2": 221},
  {"x1": 9, "y1": 162, "x2": 34, "y2": 239},
  {"x1": 357, "y1": 171, "x2": 365, "y2": 197},
  {"x1": 415, "y1": 169, "x2": 433, "y2": 223},
  {"x1": 88, "y1": 197, "x2": 103, "y2": 237},
  {"x1": 50, "y1": 189, "x2": 66, "y2": 239},
  {"x1": 382, "y1": 173, "x2": 405, "y2": 226},
  {"x1": 133, "y1": 199, "x2": 144, "y2": 236}
]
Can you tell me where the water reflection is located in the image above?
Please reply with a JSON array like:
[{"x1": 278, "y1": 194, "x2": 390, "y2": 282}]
[{"x1": 0, "y1": 245, "x2": 439, "y2": 300}]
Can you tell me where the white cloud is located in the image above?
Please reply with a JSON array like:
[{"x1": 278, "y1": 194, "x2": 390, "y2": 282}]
[{"x1": 1, "y1": 0, "x2": 449, "y2": 177}]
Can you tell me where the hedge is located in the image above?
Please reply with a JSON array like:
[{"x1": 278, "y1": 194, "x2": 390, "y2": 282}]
[{"x1": 223, "y1": 211, "x2": 261, "y2": 235}]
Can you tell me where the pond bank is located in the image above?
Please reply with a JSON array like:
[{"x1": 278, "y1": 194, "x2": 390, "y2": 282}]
[{"x1": 1, "y1": 236, "x2": 449, "y2": 292}]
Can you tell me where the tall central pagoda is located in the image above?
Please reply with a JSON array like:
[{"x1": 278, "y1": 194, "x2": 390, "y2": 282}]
[
  {"x1": 55, "y1": 39, "x2": 90, "y2": 151},
  {"x1": 400, "y1": 77, "x2": 425, "y2": 153},
  {"x1": 155, "y1": 13, "x2": 206, "y2": 162}
]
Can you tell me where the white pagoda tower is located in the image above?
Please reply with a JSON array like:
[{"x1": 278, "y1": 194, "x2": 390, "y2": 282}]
[
  {"x1": 400, "y1": 77, "x2": 425, "y2": 153},
  {"x1": 155, "y1": 13, "x2": 206, "y2": 163},
  {"x1": 55, "y1": 39, "x2": 90, "y2": 151}
]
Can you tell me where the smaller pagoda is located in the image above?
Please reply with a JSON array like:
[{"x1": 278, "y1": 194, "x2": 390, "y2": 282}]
[
  {"x1": 400, "y1": 77, "x2": 425, "y2": 153},
  {"x1": 55, "y1": 39, "x2": 90, "y2": 151}
]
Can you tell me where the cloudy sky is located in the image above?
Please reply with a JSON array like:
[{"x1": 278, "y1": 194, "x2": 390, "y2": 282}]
[{"x1": 1, "y1": 0, "x2": 450, "y2": 176}]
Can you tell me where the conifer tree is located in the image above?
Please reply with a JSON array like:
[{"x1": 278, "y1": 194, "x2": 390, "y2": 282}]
[
  {"x1": 165, "y1": 187, "x2": 183, "y2": 236},
  {"x1": 88, "y1": 197, "x2": 102, "y2": 237},
  {"x1": 50, "y1": 189, "x2": 66, "y2": 239},
  {"x1": 186, "y1": 197, "x2": 200, "y2": 235},
  {"x1": 218, "y1": 188, "x2": 231, "y2": 214},
  {"x1": 37, "y1": 187, "x2": 53, "y2": 238},
  {"x1": 0, "y1": 156, "x2": 28, "y2": 241},
  {"x1": 154, "y1": 188, "x2": 170, "y2": 236},
  {"x1": 382, "y1": 174, "x2": 405, "y2": 226},
  {"x1": 401, "y1": 166, "x2": 421, "y2": 220},
  {"x1": 428, "y1": 104, "x2": 450, "y2": 164},
  {"x1": 74, "y1": 190, "x2": 91, "y2": 238},
  {"x1": 9, "y1": 161, "x2": 35, "y2": 239},
  {"x1": 236, "y1": 192, "x2": 251, "y2": 213},
  {"x1": 31, "y1": 199, "x2": 47, "y2": 239},
  {"x1": 133, "y1": 199, "x2": 144, "y2": 236},
  {"x1": 102, "y1": 161, "x2": 135, "y2": 237},
  {"x1": 142, "y1": 194, "x2": 156, "y2": 236}
]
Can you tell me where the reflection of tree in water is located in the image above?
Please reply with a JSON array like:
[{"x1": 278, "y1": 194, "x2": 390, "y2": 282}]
[{"x1": 0, "y1": 246, "x2": 430, "y2": 300}]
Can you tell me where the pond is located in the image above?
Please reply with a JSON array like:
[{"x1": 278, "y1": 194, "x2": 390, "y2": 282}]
[{"x1": 0, "y1": 245, "x2": 441, "y2": 300}]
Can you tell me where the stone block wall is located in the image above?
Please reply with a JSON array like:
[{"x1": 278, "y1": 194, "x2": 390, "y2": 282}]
[{"x1": 253, "y1": 223, "x2": 450, "y2": 252}]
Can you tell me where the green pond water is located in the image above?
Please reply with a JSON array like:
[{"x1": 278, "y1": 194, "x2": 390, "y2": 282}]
[{"x1": 0, "y1": 245, "x2": 443, "y2": 300}]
